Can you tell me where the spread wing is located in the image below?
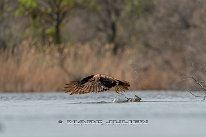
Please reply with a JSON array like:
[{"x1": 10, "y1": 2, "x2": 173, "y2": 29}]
[{"x1": 64, "y1": 75, "x2": 117, "y2": 95}]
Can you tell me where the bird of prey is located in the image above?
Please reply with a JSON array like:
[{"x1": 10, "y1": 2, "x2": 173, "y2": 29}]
[{"x1": 64, "y1": 74, "x2": 130, "y2": 95}]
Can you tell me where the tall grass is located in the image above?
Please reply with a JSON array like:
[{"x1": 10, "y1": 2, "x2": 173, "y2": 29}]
[{"x1": 0, "y1": 41, "x2": 184, "y2": 92}]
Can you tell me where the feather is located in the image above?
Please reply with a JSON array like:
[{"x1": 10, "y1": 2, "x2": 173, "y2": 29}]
[{"x1": 64, "y1": 74, "x2": 130, "y2": 95}]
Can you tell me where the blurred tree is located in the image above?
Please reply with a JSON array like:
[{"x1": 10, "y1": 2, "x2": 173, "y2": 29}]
[
  {"x1": 16, "y1": 0, "x2": 85, "y2": 44},
  {"x1": 93, "y1": 0, "x2": 125, "y2": 54},
  {"x1": 0, "y1": 0, "x2": 5, "y2": 51},
  {"x1": 0, "y1": 0, "x2": 12, "y2": 51},
  {"x1": 125, "y1": 0, "x2": 155, "y2": 18},
  {"x1": 92, "y1": 0, "x2": 155, "y2": 54}
]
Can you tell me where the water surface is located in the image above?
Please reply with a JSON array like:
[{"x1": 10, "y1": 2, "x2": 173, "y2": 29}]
[{"x1": 0, "y1": 91, "x2": 206, "y2": 137}]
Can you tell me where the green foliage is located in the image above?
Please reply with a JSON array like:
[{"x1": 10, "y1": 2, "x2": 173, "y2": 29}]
[
  {"x1": 15, "y1": 0, "x2": 37, "y2": 16},
  {"x1": 125, "y1": 0, "x2": 155, "y2": 18},
  {"x1": 14, "y1": 0, "x2": 155, "y2": 46},
  {"x1": 15, "y1": 0, "x2": 87, "y2": 45},
  {"x1": 46, "y1": 27, "x2": 56, "y2": 36},
  {"x1": 126, "y1": 0, "x2": 143, "y2": 18},
  {"x1": 86, "y1": 0, "x2": 101, "y2": 11}
]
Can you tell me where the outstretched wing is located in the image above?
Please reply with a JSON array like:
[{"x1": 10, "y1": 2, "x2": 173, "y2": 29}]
[{"x1": 64, "y1": 75, "x2": 117, "y2": 95}]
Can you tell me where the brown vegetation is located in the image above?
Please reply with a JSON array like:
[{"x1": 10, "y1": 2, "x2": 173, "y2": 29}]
[{"x1": 0, "y1": 40, "x2": 185, "y2": 92}]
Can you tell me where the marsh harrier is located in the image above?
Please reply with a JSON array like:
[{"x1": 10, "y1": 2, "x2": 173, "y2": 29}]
[{"x1": 64, "y1": 74, "x2": 130, "y2": 95}]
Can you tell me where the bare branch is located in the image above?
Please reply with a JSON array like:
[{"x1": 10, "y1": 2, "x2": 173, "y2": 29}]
[
  {"x1": 184, "y1": 76, "x2": 206, "y2": 91},
  {"x1": 184, "y1": 76, "x2": 206, "y2": 100},
  {"x1": 188, "y1": 90, "x2": 202, "y2": 98}
]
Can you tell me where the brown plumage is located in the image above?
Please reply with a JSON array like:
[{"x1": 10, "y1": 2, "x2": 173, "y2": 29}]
[{"x1": 64, "y1": 74, "x2": 130, "y2": 95}]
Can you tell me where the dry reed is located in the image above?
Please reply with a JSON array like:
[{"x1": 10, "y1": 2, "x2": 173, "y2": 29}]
[{"x1": 0, "y1": 41, "x2": 183, "y2": 92}]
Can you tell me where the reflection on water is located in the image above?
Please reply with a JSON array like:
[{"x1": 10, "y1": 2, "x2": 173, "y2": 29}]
[{"x1": 0, "y1": 91, "x2": 206, "y2": 137}]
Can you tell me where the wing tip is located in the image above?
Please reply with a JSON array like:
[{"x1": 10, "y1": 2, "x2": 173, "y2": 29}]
[{"x1": 65, "y1": 91, "x2": 70, "y2": 93}]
